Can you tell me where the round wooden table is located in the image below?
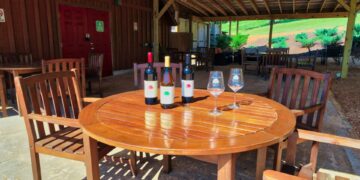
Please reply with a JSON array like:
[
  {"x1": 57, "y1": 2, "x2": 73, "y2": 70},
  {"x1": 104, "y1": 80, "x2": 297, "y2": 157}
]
[{"x1": 79, "y1": 89, "x2": 295, "y2": 180}]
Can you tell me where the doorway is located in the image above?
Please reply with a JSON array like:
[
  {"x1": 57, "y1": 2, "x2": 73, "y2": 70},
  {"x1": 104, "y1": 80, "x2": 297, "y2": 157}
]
[{"x1": 59, "y1": 5, "x2": 112, "y2": 76}]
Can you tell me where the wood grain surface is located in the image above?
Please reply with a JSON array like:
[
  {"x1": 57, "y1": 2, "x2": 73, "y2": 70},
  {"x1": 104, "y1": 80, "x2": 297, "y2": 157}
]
[{"x1": 79, "y1": 88, "x2": 296, "y2": 155}]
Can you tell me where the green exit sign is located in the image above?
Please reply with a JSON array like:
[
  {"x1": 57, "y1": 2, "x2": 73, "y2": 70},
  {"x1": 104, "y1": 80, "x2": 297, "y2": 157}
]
[{"x1": 96, "y1": 20, "x2": 104, "y2": 32}]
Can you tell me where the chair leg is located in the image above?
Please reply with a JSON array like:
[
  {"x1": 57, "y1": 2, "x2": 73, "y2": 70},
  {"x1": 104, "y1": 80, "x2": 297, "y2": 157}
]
[
  {"x1": 0, "y1": 76, "x2": 7, "y2": 117},
  {"x1": 29, "y1": 146, "x2": 41, "y2": 180},
  {"x1": 129, "y1": 151, "x2": 138, "y2": 177},
  {"x1": 273, "y1": 141, "x2": 285, "y2": 171}
]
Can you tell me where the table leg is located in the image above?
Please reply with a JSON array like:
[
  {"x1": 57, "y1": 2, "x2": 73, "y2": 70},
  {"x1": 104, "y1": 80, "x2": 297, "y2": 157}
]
[
  {"x1": 162, "y1": 155, "x2": 172, "y2": 173},
  {"x1": 12, "y1": 71, "x2": 22, "y2": 116},
  {"x1": 83, "y1": 134, "x2": 100, "y2": 180},
  {"x1": 256, "y1": 147, "x2": 267, "y2": 180},
  {"x1": 217, "y1": 153, "x2": 236, "y2": 180}
]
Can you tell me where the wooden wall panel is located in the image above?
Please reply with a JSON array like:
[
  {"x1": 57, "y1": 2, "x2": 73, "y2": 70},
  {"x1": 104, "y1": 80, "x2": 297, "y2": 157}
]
[{"x1": 0, "y1": 0, "x2": 172, "y2": 70}]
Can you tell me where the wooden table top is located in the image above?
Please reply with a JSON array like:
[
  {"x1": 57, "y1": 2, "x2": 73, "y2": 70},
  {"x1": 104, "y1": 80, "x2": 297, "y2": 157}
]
[
  {"x1": 0, "y1": 63, "x2": 41, "y2": 73},
  {"x1": 79, "y1": 89, "x2": 295, "y2": 155}
]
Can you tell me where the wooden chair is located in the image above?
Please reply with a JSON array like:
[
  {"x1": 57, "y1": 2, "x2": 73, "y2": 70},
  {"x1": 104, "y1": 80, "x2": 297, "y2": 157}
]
[
  {"x1": 198, "y1": 47, "x2": 215, "y2": 71},
  {"x1": 42, "y1": 58, "x2": 86, "y2": 97},
  {"x1": 295, "y1": 55, "x2": 317, "y2": 71},
  {"x1": 133, "y1": 62, "x2": 182, "y2": 88},
  {"x1": 15, "y1": 71, "x2": 115, "y2": 180},
  {"x1": 264, "y1": 67, "x2": 332, "y2": 171},
  {"x1": 241, "y1": 48, "x2": 261, "y2": 73},
  {"x1": 0, "y1": 73, "x2": 7, "y2": 117},
  {"x1": 260, "y1": 54, "x2": 288, "y2": 78},
  {"x1": 268, "y1": 48, "x2": 290, "y2": 55},
  {"x1": 263, "y1": 129, "x2": 360, "y2": 180},
  {"x1": 86, "y1": 53, "x2": 104, "y2": 97},
  {"x1": 0, "y1": 53, "x2": 33, "y2": 65}
]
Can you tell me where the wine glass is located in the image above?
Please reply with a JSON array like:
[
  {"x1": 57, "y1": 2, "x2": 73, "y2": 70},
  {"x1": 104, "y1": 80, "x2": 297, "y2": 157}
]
[
  {"x1": 207, "y1": 71, "x2": 225, "y2": 115},
  {"x1": 227, "y1": 68, "x2": 244, "y2": 109}
]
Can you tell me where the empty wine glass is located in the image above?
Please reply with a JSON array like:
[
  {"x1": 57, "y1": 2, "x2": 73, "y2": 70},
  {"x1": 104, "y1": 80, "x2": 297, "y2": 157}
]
[
  {"x1": 207, "y1": 71, "x2": 225, "y2": 115},
  {"x1": 228, "y1": 68, "x2": 244, "y2": 109}
]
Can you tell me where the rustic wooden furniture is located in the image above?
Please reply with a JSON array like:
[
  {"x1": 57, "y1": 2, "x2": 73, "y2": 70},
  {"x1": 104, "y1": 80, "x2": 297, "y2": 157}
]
[
  {"x1": 15, "y1": 71, "x2": 115, "y2": 180},
  {"x1": 133, "y1": 62, "x2": 182, "y2": 87},
  {"x1": 241, "y1": 48, "x2": 261, "y2": 73},
  {"x1": 294, "y1": 55, "x2": 317, "y2": 71},
  {"x1": 264, "y1": 67, "x2": 332, "y2": 171},
  {"x1": 197, "y1": 47, "x2": 215, "y2": 71},
  {"x1": 79, "y1": 89, "x2": 296, "y2": 180},
  {"x1": 264, "y1": 129, "x2": 360, "y2": 180},
  {"x1": 0, "y1": 53, "x2": 34, "y2": 65},
  {"x1": 268, "y1": 48, "x2": 290, "y2": 55},
  {"x1": 260, "y1": 54, "x2": 288, "y2": 78},
  {"x1": 86, "y1": 53, "x2": 104, "y2": 97},
  {"x1": 0, "y1": 73, "x2": 7, "y2": 117},
  {"x1": 42, "y1": 58, "x2": 86, "y2": 97}
]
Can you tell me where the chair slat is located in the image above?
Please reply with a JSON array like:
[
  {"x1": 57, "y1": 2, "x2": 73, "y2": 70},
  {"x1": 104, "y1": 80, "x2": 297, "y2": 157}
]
[
  {"x1": 38, "y1": 81, "x2": 56, "y2": 133},
  {"x1": 274, "y1": 73, "x2": 283, "y2": 101},
  {"x1": 281, "y1": 74, "x2": 293, "y2": 106},
  {"x1": 28, "y1": 84, "x2": 46, "y2": 138},
  {"x1": 289, "y1": 74, "x2": 301, "y2": 109},
  {"x1": 57, "y1": 77, "x2": 71, "y2": 118}
]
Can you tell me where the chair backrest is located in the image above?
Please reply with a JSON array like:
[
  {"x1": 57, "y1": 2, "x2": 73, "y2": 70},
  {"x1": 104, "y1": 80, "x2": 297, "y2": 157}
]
[
  {"x1": 133, "y1": 62, "x2": 182, "y2": 88},
  {"x1": 15, "y1": 71, "x2": 83, "y2": 142},
  {"x1": 42, "y1": 58, "x2": 86, "y2": 97},
  {"x1": 87, "y1": 53, "x2": 104, "y2": 77},
  {"x1": 267, "y1": 67, "x2": 332, "y2": 130},
  {"x1": 262, "y1": 53, "x2": 288, "y2": 67},
  {"x1": 0, "y1": 53, "x2": 33, "y2": 65},
  {"x1": 268, "y1": 48, "x2": 289, "y2": 55}
]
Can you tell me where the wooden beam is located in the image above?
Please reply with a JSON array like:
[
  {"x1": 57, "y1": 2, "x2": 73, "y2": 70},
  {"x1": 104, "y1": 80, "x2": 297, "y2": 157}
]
[
  {"x1": 320, "y1": 0, "x2": 327, "y2": 12},
  {"x1": 222, "y1": 0, "x2": 238, "y2": 16},
  {"x1": 236, "y1": 21, "x2": 239, "y2": 35},
  {"x1": 307, "y1": 0, "x2": 311, "y2": 12},
  {"x1": 341, "y1": 0, "x2": 357, "y2": 78},
  {"x1": 357, "y1": 3, "x2": 360, "y2": 11},
  {"x1": 177, "y1": 0, "x2": 209, "y2": 16},
  {"x1": 229, "y1": 21, "x2": 232, "y2": 36},
  {"x1": 278, "y1": 0, "x2": 283, "y2": 13},
  {"x1": 191, "y1": 0, "x2": 218, "y2": 16},
  {"x1": 268, "y1": 19, "x2": 274, "y2": 48},
  {"x1": 293, "y1": 0, "x2": 295, "y2": 13},
  {"x1": 153, "y1": 0, "x2": 160, "y2": 61},
  {"x1": 249, "y1": 0, "x2": 260, "y2": 14},
  {"x1": 337, "y1": 0, "x2": 350, "y2": 11},
  {"x1": 200, "y1": 12, "x2": 348, "y2": 21},
  {"x1": 263, "y1": 0, "x2": 271, "y2": 14},
  {"x1": 333, "y1": 4, "x2": 340, "y2": 12},
  {"x1": 235, "y1": 0, "x2": 249, "y2": 15},
  {"x1": 209, "y1": 0, "x2": 228, "y2": 16},
  {"x1": 157, "y1": 0, "x2": 174, "y2": 20}
]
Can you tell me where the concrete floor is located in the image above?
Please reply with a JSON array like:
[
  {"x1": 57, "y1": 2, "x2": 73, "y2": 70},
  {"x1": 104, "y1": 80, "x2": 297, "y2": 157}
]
[{"x1": 1, "y1": 65, "x2": 359, "y2": 179}]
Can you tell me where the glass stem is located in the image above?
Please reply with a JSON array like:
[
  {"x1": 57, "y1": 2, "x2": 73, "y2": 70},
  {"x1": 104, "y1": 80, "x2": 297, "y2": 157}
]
[
  {"x1": 233, "y1": 91, "x2": 237, "y2": 106},
  {"x1": 214, "y1": 96, "x2": 218, "y2": 111}
]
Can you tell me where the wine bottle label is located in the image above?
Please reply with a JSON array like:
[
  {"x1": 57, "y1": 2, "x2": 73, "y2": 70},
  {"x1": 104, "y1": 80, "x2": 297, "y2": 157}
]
[
  {"x1": 144, "y1": 81, "x2": 158, "y2": 98},
  {"x1": 160, "y1": 86, "x2": 175, "y2": 104},
  {"x1": 181, "y1": 80, "x2": 194, "y2": 97}
]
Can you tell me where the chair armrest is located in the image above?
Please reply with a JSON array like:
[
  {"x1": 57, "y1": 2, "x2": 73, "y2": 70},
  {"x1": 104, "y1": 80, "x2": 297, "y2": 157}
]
[
  {"x1": 291, "y1": 104, "x2": 324, "y2": 117},
  {"x1": 263, "y1": 170, "x2": 306, "y2": 180},
  {"x1": 27, "y1": 114, "x2": 80, "y2": 128},
  {"x1": 298, "y1": 129, "x2": 360, "y2": 150}
]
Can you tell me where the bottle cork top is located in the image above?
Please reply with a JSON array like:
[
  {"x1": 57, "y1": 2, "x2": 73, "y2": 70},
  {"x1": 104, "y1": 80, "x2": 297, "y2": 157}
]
[{"x1": 164, "y1": 56, "x2": 170, "y2": 67}]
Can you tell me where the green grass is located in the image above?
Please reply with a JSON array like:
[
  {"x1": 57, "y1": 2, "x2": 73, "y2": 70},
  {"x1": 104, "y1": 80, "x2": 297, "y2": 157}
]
[{"x1": 219, "y1": 16, "x2": 360, "y2": 36}]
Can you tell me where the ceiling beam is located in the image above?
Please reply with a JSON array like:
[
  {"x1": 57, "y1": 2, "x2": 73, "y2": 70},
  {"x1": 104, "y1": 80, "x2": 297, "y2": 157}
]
[
  {"x1": 306, "y1": 0, "x2": 311, "y2": 12},
  {"x1": 320, "y1": 0, "x2": 327, "y2": 12},
  {"x1": 222, "y1": 0, "x2": 239, "y2": 16},
  {"x1": 191, "y1": 0, "x2": 218, "y2": 16},
  {"x1": 235, "y1": 0, "x2": 249, "y2": 15},
  {"x1": 356, "y1": 3, "x2": 360, "y2": 11},
  {"x1": 249, "y1": 0, "x2": 260, "y2": 14},
  {"x1": 337, "y1": 0, "x2": 350, "y2": 11},
  {"x1": 200, "y1": 12, "x2": 348, "y2": 21},
  {"x1": 178, "y1": 0, "x2": 209, "y2": 16},
  {"x1": 157, "y1": 0, "x2": 174, "y2": 19},
  {"x1": 293, "y1": 0, "x2": 295, "y2": 13},
  {"x1": 208, "y1": 0, "x2": 228, "y2": 16},
  {"x1": 333, "y1": 3, "x2": 340, "y2": 12},
  {"x1": 278, "y1": 0, "x2": 283, "y2": 13},
  {"x1": 263, "y1": 0, "x2": 271, "y2": 14}
]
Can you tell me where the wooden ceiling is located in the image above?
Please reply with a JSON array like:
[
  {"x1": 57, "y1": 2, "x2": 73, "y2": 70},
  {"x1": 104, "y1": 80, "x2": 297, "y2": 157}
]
[{"x1": 175, "y1": 0, "x2": 357, "y2": 21}]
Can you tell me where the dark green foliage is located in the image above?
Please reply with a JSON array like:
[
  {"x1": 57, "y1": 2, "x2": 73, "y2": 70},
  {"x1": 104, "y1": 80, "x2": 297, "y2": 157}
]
[
  {"x1": 230, "y1": 34, "x2": 249, "y2": 50},
  {"x1": 314, "y1": 27, "x2": 344, "y2": 47},
  {"x1": 272, "y1": 36, "x2": 289, "y2": 48},
  {"x1": 295, "y1": 33, "x2": 317, "y2": 49},
  {"x1": 353, "y1": 24, "x2": 360, "y2": 47},
  {"x1": 216, "y1": 34, "x2": 232, "y2": 50}
]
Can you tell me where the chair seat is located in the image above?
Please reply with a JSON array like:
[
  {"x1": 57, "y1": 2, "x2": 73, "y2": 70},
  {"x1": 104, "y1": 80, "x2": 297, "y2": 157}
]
[{"x1": 35, "y1": 127, "x2": 111, "y2": 158}]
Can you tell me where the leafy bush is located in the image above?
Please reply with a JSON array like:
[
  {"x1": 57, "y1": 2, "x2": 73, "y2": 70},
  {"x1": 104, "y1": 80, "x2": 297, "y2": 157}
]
[
  {"x1": 295, "y1": 33, "x2": 317, "y2": 49},
  {"x1": 216, "y1": 34, "x2": 232, "y2": 50},
  {"x1": 230, "y1": 34, "x2": 249, "y2": 50},
  {"x1": 353, "y1": 24, "x2": 360, "y2": 47},
  {"x1": 314, "y1": 27, "x2": 344, "y2": 47},
  {"x1": 272, "y1": 36, "x2": 289, "y2": 48}
]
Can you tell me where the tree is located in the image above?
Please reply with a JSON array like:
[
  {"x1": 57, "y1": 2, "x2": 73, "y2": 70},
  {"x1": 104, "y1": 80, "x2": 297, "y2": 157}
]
[
  {"x1": 353, "y1": 24, "x2": 360, "y2": 48},
  {"x1": 271, "y1": 36, "x2": 289, "y2": 48},
  {"x1": 295, "y1": 32, "x2": 317, "y2": 54},
  {"x1": 216, "y1": 33, "x2": 232, "y2": 50},
  {"x1": 229, "y1": 34, "x2": 249, "y2": 50},
  {"x1": 314, "y1": 27, "x2": 344, "y2": 47}
]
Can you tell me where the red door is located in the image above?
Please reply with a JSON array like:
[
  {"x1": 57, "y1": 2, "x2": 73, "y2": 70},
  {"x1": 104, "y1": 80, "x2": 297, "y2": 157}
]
[{"x1": 59, "y1": 5, "x2": 112, "y2": 76}]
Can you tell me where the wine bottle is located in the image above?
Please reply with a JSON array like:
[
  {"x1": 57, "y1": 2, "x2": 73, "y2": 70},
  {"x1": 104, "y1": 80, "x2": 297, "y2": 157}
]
[
  {"x1": 182, "y1": 54, "x2": 194, "y2": 103},
  {"x1": 160, "y1": 56, "x2": 175, "y2": 109},
  {"x1": 144, "y1": 52, "x2": 158, "y2": 105}
]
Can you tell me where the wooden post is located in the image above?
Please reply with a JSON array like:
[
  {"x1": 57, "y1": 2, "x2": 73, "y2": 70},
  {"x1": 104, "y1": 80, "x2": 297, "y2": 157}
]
[
  {"x1": 153, "y1": 0, "x2": 159, "y2": 61},
  {"x1": 268, "y1": 19, "x2": 274, "y2": 48},
  {"x1": 341, "y1": 0, "x2": 357, "y2": 78},
  {"x1": 236, "y1": 21, "x2": 239, "y2": 35},
  {"x1": 229, "y1": 21, "x2": 232, "y2": 36}
]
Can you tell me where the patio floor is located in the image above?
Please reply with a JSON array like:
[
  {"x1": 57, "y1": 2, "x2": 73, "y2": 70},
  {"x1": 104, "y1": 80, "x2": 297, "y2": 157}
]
[{"x1": 1, "y1": 65, "x2": 359, "y2": 179}]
